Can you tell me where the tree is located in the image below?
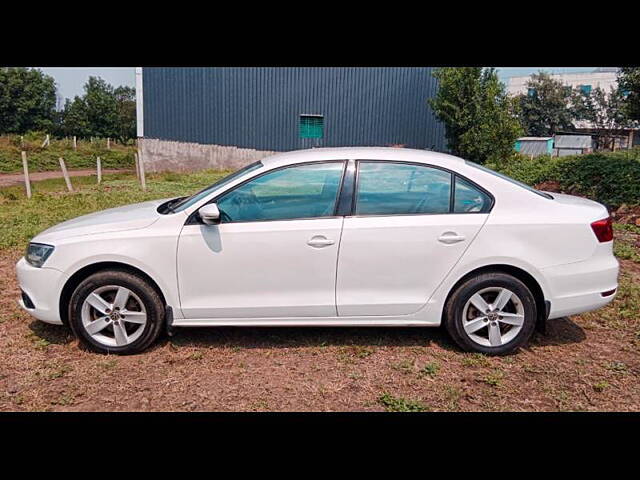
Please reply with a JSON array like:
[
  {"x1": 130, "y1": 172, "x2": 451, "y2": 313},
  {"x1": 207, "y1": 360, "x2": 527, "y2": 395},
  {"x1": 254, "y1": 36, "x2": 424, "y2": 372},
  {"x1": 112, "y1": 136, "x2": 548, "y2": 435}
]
[
  {"x1": 0, "y1": 67, "x2": 57, "y2": 134},
  {"x1": 83, "y1": 76, "x2": 119, "y2": 139},
  {"x1": 572, "y1": 86, "x2": 633, "y2": 150},
  {"x1": 57, "y1": 76, "x2": 137, "y2": 142},
  {"x1": 618, "y1": 67, "x2": 640, "y2": 122},
  {"x1": 429, "y1": 67, "x2": 522, "y2": 164},
  {"x1": 58, "y1": 97, "x2": 90, "y2": 138},
  {"x1": 113, "y1": 86, "x2": 136, "y2": 143},
  {"x1": 517, "y1": 71, "x2": 575, "y2": 136}
]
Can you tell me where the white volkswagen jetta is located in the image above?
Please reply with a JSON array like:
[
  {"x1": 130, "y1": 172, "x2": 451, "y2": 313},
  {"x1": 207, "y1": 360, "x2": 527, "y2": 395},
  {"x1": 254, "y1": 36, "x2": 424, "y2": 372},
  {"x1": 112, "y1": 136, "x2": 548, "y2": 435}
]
[{"x1": 16, "y1": 147, "x2": 619, "y2": 355}]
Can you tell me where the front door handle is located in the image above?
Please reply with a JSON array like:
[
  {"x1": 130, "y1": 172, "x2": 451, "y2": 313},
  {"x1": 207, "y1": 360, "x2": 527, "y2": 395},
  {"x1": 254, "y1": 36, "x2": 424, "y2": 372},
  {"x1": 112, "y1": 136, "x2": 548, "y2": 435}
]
[
  {"x1": 307, "y1": 235, "x2": 335, "y2": 248},
  {"x1": 438, "y1": 232, "x2": 466, "y2": 244}
]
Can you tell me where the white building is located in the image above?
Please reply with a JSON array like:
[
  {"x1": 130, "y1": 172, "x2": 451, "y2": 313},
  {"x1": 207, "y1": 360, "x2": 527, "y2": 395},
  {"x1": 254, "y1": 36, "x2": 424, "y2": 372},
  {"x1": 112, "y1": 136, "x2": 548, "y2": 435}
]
[
  {"x1": 507, "y1": 68, "x2": 639, "y2": 150},
  {"x1": 506, "y1": 68, "x2": 619, "y2": 97}
]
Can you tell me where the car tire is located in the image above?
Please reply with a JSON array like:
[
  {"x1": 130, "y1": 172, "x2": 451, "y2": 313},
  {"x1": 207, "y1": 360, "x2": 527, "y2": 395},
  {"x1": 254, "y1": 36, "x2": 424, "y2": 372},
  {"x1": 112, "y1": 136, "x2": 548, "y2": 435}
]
[
  {"x1": 68, "y1": 269, "x2": 165, "y2": 355},
  {"x1": 444, "y1": 272, "x2": 537, "y2": 356}
]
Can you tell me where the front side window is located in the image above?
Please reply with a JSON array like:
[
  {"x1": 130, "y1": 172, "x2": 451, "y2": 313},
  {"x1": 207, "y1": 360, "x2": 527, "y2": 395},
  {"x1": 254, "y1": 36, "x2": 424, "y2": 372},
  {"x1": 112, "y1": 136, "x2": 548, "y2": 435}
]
[
  {"x1": 216, "y1": 162, "x2": 344, "y2": 223},
  {"x1": 355, "y1": 162, "x2": 452, "y2": 215},
  {"x1": 171, "y1": 161, "x2": 263, "y2": 213}
]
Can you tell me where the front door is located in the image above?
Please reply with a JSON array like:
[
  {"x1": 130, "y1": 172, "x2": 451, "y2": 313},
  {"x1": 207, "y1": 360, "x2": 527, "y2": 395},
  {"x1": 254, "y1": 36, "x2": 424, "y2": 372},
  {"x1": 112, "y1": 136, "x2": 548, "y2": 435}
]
[
  {"x1": 177, "y1": 161, "x2": 346, "y2": 319},
  {"x1": 336, "y1": 161, "x2": 492, "y2": 317}
]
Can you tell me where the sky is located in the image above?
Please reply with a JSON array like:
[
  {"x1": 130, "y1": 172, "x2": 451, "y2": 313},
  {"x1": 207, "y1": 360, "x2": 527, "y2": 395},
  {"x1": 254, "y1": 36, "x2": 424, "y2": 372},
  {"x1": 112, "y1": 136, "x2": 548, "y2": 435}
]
[
  {"x1": 37, "y1": 67, "x2": 136, "y2": 101},
  {"x1": 34, "y1": 67, "x2": 599, "y2": 101}
]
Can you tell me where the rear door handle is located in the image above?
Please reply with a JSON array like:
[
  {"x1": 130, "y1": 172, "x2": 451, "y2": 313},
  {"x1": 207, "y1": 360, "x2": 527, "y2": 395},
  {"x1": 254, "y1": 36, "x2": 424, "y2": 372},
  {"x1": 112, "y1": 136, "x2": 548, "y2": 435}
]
[
  {"x1": 438, "y1": 232, "x2": 466, "y2": 244},
  {"x1": 307, "y1": 235, "x2": 335, "y2": 248}
]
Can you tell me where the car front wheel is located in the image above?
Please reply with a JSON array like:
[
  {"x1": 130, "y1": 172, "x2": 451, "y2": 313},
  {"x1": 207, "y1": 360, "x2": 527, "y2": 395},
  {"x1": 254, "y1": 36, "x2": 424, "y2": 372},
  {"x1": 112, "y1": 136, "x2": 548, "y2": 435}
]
[
  {"x1": 68, "y1": 270, "x2": 165, "y2": 355},
  {"x1": 444, "y1": 272, "x2": 537, "y2": 355}
]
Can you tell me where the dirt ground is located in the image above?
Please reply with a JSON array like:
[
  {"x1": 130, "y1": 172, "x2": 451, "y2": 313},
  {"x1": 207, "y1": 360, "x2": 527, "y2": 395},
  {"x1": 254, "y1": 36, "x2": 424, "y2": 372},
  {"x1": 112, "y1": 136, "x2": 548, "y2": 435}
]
[
  {"x1": 1, "y1": 244, "x2": 639, "y2": 412},
  {"x1": 0, "y1": 169, "x2": 133, "y2": 187}
]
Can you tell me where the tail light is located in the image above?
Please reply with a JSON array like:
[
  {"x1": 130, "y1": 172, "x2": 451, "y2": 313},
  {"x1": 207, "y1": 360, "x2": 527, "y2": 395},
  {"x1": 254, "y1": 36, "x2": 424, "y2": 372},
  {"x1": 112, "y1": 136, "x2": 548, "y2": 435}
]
[{"x1": 591, "y1": 217, "x2": 613, "y2": 243}]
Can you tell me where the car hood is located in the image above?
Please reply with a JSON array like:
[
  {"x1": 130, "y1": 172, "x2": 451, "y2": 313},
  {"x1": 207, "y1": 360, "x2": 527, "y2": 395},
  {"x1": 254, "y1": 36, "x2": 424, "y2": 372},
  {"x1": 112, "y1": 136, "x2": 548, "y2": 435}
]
[{"x1": 33, "y1": 198, "x2": 173, "y2": 244}]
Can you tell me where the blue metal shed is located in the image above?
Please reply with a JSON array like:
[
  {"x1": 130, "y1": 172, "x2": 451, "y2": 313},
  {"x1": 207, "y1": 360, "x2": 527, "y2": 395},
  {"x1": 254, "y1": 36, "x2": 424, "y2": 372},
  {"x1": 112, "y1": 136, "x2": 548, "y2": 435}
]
[{"x1": 139, "y1": 67, "x2": 446, "y2": 152}]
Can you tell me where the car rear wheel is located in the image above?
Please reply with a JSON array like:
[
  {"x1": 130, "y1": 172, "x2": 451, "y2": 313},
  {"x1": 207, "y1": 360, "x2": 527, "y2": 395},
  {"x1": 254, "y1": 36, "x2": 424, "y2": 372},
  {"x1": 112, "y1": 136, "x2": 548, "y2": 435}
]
[
  {"x1": 69, "y1": 270, "x2": 165, "y2": 355},
  {"x1": 444, "y1": 272, "x2": 537, "y2": 355}
]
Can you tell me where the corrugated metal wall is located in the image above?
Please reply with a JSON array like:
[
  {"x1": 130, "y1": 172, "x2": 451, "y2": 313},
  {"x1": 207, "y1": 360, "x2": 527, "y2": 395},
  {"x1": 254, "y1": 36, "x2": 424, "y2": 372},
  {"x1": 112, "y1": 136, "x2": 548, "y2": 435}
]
[{"x1": 142, "y1": 67, "x2": 446, "y2": 152}]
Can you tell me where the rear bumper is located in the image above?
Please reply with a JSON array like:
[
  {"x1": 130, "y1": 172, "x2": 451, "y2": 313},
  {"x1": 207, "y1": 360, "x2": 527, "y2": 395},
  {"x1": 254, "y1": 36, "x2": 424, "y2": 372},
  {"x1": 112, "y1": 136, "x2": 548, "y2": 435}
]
[
  {"x1": 15, "y1": 257, "x2": 65, "y2": 325},
  {"x1": 542, "y1": 252, "x2": 619, "y2": 319}
]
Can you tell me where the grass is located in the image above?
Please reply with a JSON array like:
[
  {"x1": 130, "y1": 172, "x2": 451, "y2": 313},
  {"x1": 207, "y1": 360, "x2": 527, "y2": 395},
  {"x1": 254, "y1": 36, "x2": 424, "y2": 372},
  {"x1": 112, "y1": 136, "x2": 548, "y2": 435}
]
[
  {"x1": 593, "y1": 381, "x2": 609, "y2": 393},
  {"x1": 462, "y1": 353, "x2": 491, "y2": 368},
  {"x1": 0, "y1": 170, "x2": 230, "y2": 249},
  {"x1": 613, "y1": 224, "x2": 640, "y2": 262},
  {"x1": 419, "y1": 362, "x2": 440, "y2": 378},
  {"x1": 391, "y1": 358, "x2": 415, "y2": 374},
  {"x1": 377, "y1": 393, "x2": 429, "y2": 412},
  {"x1": 585, "y1": 272, "x2": 640, "y2": 331},
  {"x1": 0, "y1": 134, "x2": 135, "y2": 173},
  {"x1": 1, "y1": 167, "x2": 639, "y2": 412},
  {"x1": 482, "y1": 370, "x2": 504, "y2": 387}
]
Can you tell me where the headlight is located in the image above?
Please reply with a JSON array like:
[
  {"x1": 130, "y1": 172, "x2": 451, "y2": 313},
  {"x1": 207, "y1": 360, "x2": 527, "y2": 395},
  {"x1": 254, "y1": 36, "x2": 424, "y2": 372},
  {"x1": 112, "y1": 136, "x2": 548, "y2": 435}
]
[{"x1": 26, "y1": 243, "x2": 55, "y2": 268}]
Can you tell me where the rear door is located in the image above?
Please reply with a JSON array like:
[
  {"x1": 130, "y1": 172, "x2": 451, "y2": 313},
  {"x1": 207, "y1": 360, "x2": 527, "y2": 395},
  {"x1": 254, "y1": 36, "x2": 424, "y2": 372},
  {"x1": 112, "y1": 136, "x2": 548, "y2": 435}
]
[{"x1": 336, "y1": 161, "x2": 492, "y2": 317}]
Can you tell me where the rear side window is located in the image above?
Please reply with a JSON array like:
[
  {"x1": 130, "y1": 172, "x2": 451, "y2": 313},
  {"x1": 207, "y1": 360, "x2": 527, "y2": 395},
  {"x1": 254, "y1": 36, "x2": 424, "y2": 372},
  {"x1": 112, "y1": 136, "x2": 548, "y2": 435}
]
[
  {"x1": 454, "y1": 176, "x2": 492, "y2": 213},
  {"x1": 356, "y1": 162, "x2": 452, "y2": 215}
]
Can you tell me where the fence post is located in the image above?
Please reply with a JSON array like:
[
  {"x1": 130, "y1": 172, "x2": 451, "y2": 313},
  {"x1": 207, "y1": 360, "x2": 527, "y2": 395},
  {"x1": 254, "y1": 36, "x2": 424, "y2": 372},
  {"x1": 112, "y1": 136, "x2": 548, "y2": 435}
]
[
  {"x1": 107, "y1": 137, "x2": 111, "y2": 150},
  {"x1": 58, "y1": 158, "x2": 73, "y2": 192},
  {"x1": 134, "y1": 152, "x2": 140, "y2": 179},
  {"x1": 97, "y1": 156, "x2": 102, "y2": 184},
  {"x1": 22, "y1": 151, "x2": 32, "y2": 199},
  {"x1": 73, "y1": 136, "x2": 77, "y2": 150},
  {"x1": 138, "y1": 149, "x2": 146, "y2": 191}
]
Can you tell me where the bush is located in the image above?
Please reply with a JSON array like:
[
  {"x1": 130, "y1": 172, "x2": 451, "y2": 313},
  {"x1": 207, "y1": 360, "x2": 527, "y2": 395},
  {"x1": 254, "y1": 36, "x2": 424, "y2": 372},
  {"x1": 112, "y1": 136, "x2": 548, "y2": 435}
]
[
  {"x1": 486, "y1": 152, "x2": 562, "y2": 186},
  {"x1": 487, "y1": 148, "x2": 640, "y2": 208}
]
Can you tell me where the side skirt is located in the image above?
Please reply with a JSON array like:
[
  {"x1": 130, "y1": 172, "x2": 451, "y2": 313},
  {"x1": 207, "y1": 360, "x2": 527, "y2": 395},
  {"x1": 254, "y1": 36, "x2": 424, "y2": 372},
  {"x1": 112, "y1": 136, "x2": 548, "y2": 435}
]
[{"x1": 172, "y1": 317, "x2": 441, "y2": 328}]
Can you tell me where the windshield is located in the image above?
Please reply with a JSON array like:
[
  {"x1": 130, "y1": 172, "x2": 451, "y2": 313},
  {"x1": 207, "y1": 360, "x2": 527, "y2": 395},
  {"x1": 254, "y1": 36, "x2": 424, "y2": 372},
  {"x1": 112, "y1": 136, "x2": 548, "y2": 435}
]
[
  {"x1": 465, "y1": 161, "x2": 553, "y2": 200},
  {"x1": 170, "y1": 161, "x2": 264, "y2": 212}
]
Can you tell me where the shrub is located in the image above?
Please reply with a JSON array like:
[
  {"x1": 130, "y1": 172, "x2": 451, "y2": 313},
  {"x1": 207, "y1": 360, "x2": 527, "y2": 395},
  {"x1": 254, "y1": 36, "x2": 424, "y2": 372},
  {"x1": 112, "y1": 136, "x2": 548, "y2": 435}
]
[{"x1": 487, "y1": 148, "x2": 640, "y2": 208}]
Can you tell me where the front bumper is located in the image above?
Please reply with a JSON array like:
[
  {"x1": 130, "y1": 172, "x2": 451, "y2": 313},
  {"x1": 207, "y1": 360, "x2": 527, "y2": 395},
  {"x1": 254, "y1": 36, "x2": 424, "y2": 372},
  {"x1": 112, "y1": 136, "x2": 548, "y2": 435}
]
[{"x1": 15, "y1": 257, "x2": 65, "y2": 325}]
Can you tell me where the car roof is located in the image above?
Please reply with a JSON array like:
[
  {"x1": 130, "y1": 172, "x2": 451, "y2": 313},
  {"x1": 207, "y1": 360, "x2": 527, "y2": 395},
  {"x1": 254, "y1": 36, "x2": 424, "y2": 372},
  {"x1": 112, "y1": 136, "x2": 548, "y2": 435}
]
[{"x1": 260, "y1": 147, "x2": 464, "y2": 169}]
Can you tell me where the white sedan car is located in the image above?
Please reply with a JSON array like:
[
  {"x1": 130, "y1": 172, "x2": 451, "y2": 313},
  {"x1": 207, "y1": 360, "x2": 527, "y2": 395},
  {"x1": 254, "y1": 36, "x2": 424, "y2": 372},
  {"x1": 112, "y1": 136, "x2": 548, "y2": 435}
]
[{"x1": 16, "y1": 147, "x2": 619, "y2": 355}]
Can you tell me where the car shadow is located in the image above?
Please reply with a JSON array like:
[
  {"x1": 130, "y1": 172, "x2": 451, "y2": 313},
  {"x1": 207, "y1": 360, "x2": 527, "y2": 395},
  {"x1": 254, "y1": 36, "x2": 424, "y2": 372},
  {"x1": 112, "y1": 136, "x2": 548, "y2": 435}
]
[
  {"x1": 28, "y1": 320, "x2": 74, "y2": 345},
  {"x1": 163, "y1": 317, "x2": 587, "y2": 352},
  {"x1": 26, "y1": 316, "x2": 587, "y2": 353},
  {"x1": 163, "y1": 325, "x2": 461, "y2": 351},
  {"x1": 529, "y1": 316, "x2": 587, "y2": 348}
]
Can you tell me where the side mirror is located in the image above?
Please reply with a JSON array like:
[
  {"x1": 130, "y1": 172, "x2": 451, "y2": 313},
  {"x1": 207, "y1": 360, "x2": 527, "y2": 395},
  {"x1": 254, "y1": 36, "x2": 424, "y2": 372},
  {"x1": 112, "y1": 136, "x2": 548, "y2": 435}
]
[{"x1": 198, "y1": 203, "x2": 221, "y2": 225}]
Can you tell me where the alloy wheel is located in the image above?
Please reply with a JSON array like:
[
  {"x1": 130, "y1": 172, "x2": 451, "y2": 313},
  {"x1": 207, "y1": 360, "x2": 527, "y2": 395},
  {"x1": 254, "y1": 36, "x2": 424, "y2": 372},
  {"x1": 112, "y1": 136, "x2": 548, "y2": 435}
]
[
  {"x1": 461, "y1": 287, "x2": 525, "y2": 348},
  {"x1": 81, "y1": 285, "x2": 147, "y2": 347}
]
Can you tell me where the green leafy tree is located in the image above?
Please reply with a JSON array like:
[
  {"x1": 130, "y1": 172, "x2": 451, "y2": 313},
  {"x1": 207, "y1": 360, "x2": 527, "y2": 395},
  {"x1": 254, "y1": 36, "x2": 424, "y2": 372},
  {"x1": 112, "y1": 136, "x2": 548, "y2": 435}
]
[
  {"x1": 0, "y1": 67, "x2": 57, "y2": 134},
  {"x1": 572, "y1": 86, "x2": 632, "y2": 150},
  {"x1": 83, "y1": 76, "x2": 119, "y2": 138},
  {"x1": 517, "y1": 71, "x2": 575, "y2": 136},
  {"x1": 113, "y1": 86, "x2": 137, "y2": 143},
  {"x1": 429, "y1": 67, "x2": 522, "y2": 164},
  {"x1": 58, "y1": 97, "x2": 90, "y2": 138},
  {"x1": 58, "y1": 77, "x2": 137, "y2": 142},
  {"x1": 618, "y1": 67, "x2": 640, "y2": 122}
]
